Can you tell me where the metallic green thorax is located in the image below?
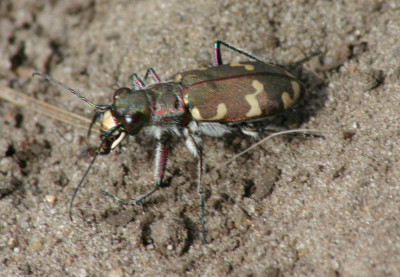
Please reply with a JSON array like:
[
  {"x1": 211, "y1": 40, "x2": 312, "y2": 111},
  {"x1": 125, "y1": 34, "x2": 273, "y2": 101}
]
[
  {"x1": 145, "y1": 82, "x2": 187, "y2": 124},
  {"x1": 175, "y1": 61, "x2": 304, "y2": 123}
]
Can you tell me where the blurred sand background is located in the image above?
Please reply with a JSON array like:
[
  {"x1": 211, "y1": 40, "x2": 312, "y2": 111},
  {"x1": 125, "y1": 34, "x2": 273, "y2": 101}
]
[{"x1": 1, "y1": 1, "x2": 400, "y2": 276}]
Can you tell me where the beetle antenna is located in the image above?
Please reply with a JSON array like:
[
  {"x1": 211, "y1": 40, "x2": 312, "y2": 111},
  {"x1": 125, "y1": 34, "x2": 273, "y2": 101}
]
[
  {"x1": 69, "y1": 125, "x2": 121, "y2": 220},
  {"x1": 69, "y1": 148, "x2": 99, "y2": 221},
  {"x1": 32, "y1": 72, "x2": 110, "y2": 111}
]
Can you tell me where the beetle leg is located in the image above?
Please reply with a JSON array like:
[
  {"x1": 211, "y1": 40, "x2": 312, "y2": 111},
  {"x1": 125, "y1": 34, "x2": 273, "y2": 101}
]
[
  {"x1": 102, "y1": 139, "x2": 168, "y2": 205},
  {"x1": 131, "y1": 68, "x2": 161, "y2": 89},
  {"x1": 153, "y1": 139, "x2": 168, "y2": 187},
  {"x1": 240, "y1": 127, "x2": 260, "y2": 138},
  {"x1": 130, "y1": 139, "x2": 169, "y2": 204},
  {"x1": 185, "y1": 133, "x2": 207, "y2": 243},
  {"x1": 213, "y1": 41, "x2": 223, "y2": 66},
  {"x1": 197, "y1": 144, "x2": 207, "y2": 244},
  {"x1": 143, "y1": 68, "x2": 161, "y2": 83},
  {"x1": 213, "y1": 40, "x2": 262, "y2": 66},
  {"x1": 131, "y1": 73, "x2": 145, "y2": 89}
]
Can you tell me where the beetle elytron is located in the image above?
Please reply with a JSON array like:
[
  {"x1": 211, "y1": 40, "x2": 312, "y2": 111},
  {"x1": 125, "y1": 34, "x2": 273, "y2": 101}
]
[{"x1": 34, "y1": 41, "x2": 305, "y2": 243}]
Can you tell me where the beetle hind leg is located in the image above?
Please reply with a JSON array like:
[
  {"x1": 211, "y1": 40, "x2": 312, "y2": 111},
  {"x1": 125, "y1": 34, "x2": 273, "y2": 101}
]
[
  {"x1": 213, "y1": 40, "x2": 262, "y2": 66},
  {"x1": 240, "y1": 127, "x2": 260, "y2": 138}
]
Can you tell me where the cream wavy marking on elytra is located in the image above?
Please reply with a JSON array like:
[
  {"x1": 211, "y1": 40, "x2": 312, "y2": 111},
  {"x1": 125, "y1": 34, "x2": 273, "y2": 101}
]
[
  {"x1": 229, "y1": 62, "x2": 255, "y2": 71},
  {"x1": 245, "y1": 80, "x2": 265, "y2": 117},
  {"x1": 191, "y1": 103, "x2": 228, "y2": 121},
  {"x1": 281, "y1": 81, "x2": 301, "y2": 109}
]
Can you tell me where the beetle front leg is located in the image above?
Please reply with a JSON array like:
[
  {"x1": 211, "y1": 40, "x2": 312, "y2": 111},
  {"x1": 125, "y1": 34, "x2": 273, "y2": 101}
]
[
  {"x1": 132, "y1": 139, "x2": 168, "y2": 204},
  {"x1": 102, "y1": 139, "x2": 168, "y2": 205}
]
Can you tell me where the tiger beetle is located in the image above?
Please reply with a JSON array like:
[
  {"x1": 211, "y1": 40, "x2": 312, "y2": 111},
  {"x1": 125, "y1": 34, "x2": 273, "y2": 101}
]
[{"x1": 33, "y1": 41, "x2": 306, "y2": 244}]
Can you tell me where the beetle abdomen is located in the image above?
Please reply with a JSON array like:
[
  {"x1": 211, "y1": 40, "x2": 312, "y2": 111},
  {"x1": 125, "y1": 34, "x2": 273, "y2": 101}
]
[{"x1": 178, "y1": 61, "x2": 304, "y2": 123}]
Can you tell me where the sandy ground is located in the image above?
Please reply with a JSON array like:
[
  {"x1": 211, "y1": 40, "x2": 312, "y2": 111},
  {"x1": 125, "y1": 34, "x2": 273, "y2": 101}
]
[{"x1": 1, "y1": 0, "x2": 400, "y2": 276}]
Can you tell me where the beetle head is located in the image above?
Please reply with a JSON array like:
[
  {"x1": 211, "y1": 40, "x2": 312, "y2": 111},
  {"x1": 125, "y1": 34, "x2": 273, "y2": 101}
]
[{"x1": 97, "y1": 87, "x2": 151, "y2": 151}]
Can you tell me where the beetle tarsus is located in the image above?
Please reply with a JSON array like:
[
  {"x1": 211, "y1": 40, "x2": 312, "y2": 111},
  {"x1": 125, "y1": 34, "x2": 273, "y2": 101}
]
[
  {"x1": 102, "y1": 191, "x2": 136, "y2": 205},
  {"x1": 134, "y1": 187, "x2": 160, "y2": 204}
]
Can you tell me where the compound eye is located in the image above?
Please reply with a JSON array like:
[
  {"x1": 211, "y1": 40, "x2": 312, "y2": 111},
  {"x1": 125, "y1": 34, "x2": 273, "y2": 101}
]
[
  {"x1": 124, "y1": 115, "x2": 132, "y2": 125},
  {"x1": 122, "y1": 114, "x2": 141, "y2": 126},
  {"x1": 120, "y1": 113, "x2": 144, "y2": 135}
]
